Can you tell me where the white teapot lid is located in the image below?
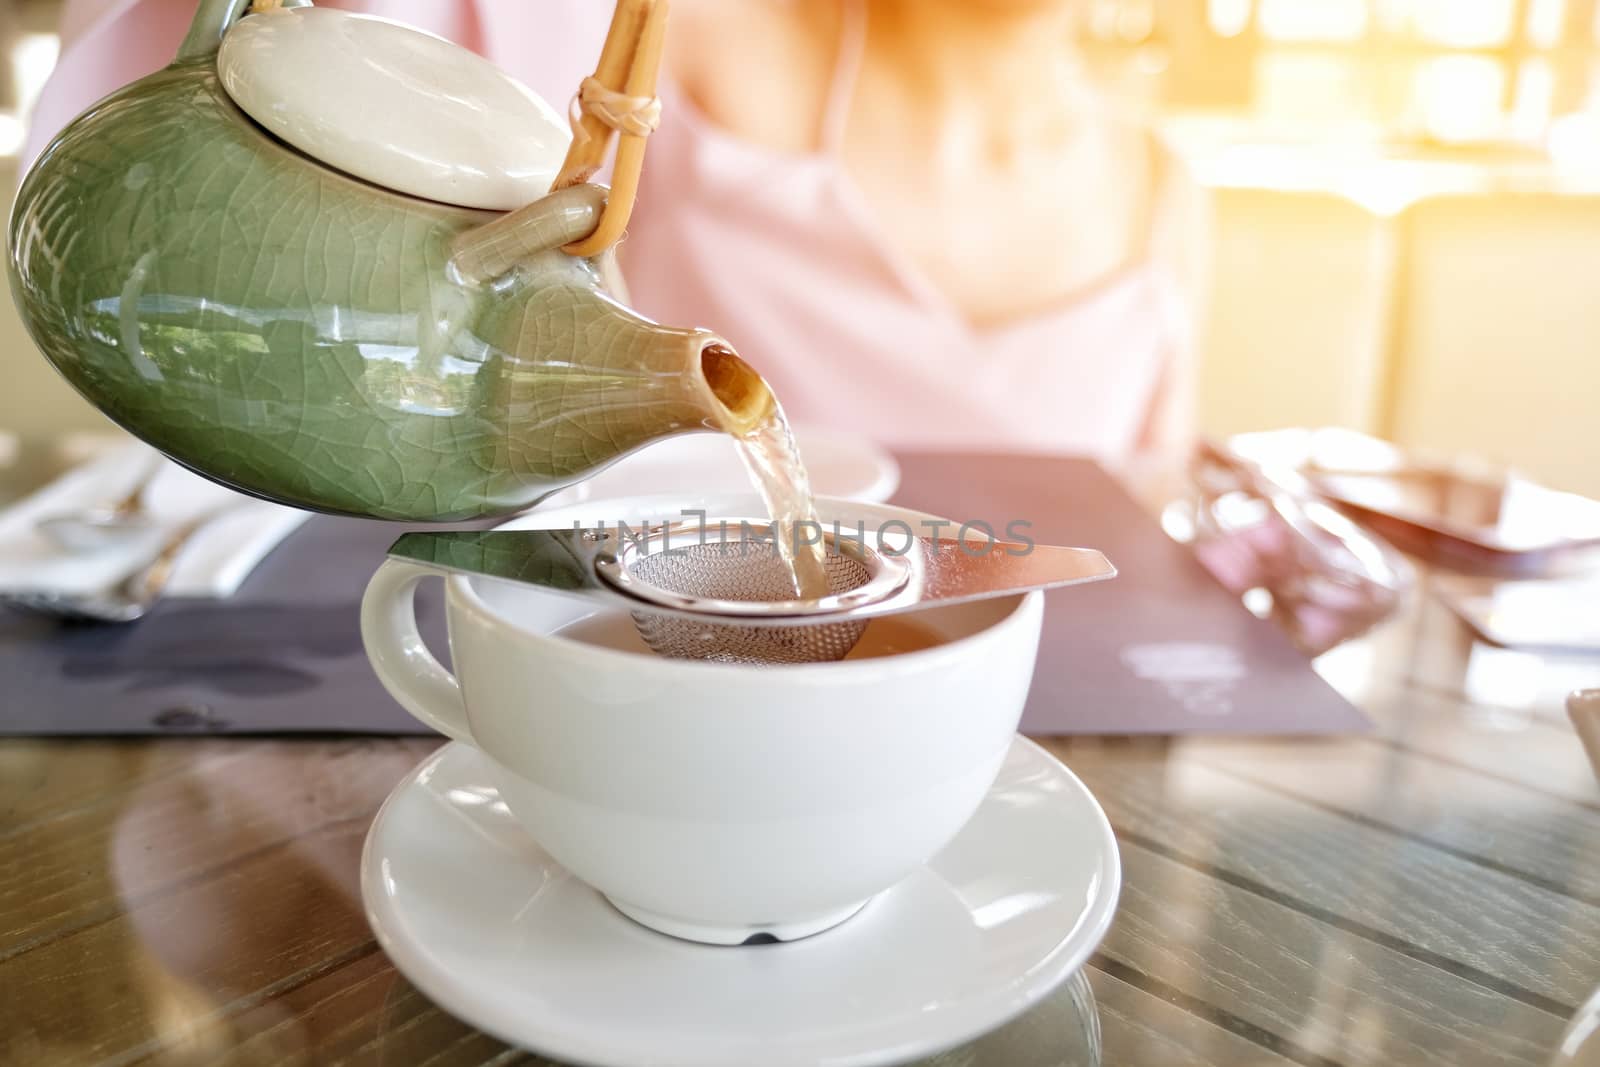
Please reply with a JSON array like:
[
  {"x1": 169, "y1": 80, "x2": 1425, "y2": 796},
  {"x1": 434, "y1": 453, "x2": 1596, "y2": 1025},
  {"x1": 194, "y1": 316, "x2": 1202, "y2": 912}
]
[{"x1": 218, "y1": 6, "x2": 571, "y2": 211}]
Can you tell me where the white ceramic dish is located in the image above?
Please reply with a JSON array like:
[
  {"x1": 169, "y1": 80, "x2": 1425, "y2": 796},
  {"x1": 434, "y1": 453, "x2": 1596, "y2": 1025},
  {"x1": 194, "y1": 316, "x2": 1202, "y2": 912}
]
[
  {"x1": 361, "y1": 737, "x2": 1120, "y2": 1067},
  {"x1": 218, "y1": 7, "x2": 570, "y2": 210}
]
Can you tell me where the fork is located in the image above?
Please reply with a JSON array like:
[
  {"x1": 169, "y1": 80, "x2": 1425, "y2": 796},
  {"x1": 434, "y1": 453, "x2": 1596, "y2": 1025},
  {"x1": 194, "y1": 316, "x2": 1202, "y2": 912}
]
[{"x1": 1, "y1": 505, "x2": 242, "y2": 623}]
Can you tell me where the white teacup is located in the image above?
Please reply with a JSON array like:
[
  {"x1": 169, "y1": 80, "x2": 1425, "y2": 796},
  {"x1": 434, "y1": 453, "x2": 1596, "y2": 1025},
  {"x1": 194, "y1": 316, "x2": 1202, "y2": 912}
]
[{"x1": 361, "y1": 498, "x2": 1044, "y2": 945}]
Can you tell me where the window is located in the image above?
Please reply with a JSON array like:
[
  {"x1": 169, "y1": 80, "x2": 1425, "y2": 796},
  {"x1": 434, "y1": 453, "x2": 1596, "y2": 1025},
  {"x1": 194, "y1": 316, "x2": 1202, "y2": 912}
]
[{"x1": 1082, "y1": 0, "x2": 1600, "y2": 153}]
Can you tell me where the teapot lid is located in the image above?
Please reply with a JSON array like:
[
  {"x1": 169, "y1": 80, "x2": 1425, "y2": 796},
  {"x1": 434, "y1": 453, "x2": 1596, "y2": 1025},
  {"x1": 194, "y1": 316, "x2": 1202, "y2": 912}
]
[{"x1": 218, "y1": 6, "x2": 570, "y2": 211}]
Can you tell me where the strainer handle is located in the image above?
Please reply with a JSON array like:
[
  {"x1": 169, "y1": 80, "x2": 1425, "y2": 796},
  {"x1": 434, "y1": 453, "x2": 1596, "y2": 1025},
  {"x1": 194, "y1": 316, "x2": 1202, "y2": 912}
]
[{"x1": 361, "y1": 559, "x2": 473, "y2": 745}]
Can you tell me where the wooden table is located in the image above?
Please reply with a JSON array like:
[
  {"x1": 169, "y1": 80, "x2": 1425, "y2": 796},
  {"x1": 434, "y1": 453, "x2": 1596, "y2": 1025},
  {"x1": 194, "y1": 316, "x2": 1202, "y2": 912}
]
[{"x1": 3, "y1": 443, "x2": 1600, "y2": 1066}]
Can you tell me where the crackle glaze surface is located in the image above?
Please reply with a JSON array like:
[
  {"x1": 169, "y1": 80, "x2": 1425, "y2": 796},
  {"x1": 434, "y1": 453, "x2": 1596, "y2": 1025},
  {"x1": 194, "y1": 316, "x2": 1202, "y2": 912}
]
[{"x1": 8, "y1": 7, "x2": 719, "y2": 521}]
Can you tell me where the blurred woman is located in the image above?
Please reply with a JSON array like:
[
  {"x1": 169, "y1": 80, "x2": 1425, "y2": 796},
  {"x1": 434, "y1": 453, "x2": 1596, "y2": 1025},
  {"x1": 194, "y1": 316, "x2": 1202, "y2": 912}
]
[{"x1": 26, "y1": 0, "x2": 1205, "y2": 477}]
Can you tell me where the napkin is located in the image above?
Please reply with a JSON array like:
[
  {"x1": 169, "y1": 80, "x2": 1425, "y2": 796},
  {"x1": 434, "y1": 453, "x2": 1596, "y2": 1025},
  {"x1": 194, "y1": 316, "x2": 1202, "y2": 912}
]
[{"x1": 0, "y1": 445, "x2": 310, "y2": 598}]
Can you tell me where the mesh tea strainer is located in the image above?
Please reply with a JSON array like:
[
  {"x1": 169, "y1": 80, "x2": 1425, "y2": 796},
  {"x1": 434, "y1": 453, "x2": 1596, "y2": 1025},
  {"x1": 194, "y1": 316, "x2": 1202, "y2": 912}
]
[
  {"x1": 623, "y1": 539, "x2": 875, "y2": 664},
  {"x1": 387, "y1": 518, "x2": 1115, "y2": 665}
]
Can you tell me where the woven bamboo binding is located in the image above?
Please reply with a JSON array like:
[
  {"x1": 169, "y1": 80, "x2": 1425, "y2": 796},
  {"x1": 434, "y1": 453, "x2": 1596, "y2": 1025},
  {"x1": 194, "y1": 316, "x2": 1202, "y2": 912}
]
[{"x1": 552, "y1": 0, "x2": 669, "y2": 257}]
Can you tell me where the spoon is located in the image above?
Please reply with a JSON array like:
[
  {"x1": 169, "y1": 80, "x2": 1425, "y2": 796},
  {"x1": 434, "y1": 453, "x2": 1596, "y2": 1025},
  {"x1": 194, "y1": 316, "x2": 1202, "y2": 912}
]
[{"x1": 35, "y1": 451, "x2": 165, "y2": 552}]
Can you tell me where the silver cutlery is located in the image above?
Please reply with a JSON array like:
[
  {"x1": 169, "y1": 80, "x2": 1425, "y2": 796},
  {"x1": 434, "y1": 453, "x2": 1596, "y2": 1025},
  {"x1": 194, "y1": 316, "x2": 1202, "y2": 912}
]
[
  {"x1": 34, "y1": 449, "x2": 166, "y2": 552},
  {"x1": 2, "y1": 506, "x2": 240, "y2": 623}
]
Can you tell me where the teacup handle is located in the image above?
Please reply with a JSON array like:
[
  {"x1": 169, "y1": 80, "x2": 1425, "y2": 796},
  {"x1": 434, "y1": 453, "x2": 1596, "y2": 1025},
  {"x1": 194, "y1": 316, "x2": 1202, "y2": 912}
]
[{"x1": 361, "y1": 559, "x2": 473, "y2": 745}]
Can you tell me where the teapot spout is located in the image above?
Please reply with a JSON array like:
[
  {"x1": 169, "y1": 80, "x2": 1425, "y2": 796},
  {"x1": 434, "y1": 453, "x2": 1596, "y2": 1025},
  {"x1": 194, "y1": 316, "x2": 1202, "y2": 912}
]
[
  {"x1": 480, "y1": 292, "x2": 770, "y2": 495},
  {"x1": 697, "y1": 341, "x2": 775, "y2": 437}
]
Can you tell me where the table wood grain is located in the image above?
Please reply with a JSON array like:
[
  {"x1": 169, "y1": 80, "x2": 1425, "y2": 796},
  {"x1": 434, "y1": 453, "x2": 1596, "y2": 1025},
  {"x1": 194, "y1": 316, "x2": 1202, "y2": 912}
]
[{"x1": 3, "y1": 445, "x2": 1599, "y2": 1065}]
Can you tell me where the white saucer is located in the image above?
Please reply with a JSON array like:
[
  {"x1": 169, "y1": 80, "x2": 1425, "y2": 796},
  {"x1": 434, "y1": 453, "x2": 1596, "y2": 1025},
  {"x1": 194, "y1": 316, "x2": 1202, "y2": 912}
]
[
  {"x1": 361, "y1": 737, "x2": 1120, "y2": 1067},
  {"x1": 544, "y1": 426, "x2": 901, "y2": 508}
]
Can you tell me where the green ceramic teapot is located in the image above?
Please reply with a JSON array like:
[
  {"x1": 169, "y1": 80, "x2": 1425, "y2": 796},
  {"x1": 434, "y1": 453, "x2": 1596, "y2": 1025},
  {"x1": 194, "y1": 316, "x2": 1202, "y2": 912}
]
[{"x1": 7, "y1": 0, "x2": 769, "y2": 521}]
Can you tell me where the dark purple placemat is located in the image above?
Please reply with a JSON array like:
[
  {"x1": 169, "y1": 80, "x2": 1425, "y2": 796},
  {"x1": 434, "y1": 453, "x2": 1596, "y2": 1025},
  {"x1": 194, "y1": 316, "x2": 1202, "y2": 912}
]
[
  {"x1": 0, "y1": 455, "x2": 1367, "y2": 737},
  {"x1": 890, "y1": 453, "x2": 1369, "y2": 735},
  {"x1": 0, "y1": 517, "x2": 437, "y2": 736}
]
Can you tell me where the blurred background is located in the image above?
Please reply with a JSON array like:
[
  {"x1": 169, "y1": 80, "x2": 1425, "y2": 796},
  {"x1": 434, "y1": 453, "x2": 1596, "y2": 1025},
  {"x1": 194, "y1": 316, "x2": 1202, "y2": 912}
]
[{"x1": 2, "y1": 0, "x2": 1597, "y2": 493}]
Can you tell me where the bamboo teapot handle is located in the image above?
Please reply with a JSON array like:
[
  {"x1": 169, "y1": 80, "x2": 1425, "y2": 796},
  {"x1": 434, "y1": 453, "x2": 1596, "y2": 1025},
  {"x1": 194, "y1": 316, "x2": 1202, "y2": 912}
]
[{"x1": 551, "y1": 0, "x2": 670, "y2": 257}]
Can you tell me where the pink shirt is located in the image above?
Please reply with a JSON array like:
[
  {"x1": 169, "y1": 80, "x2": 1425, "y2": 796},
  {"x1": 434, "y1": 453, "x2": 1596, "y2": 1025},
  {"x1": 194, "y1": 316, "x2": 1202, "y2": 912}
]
[{"x1": 28, "y1": 0, "x2": 1189, "y2": 463}]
